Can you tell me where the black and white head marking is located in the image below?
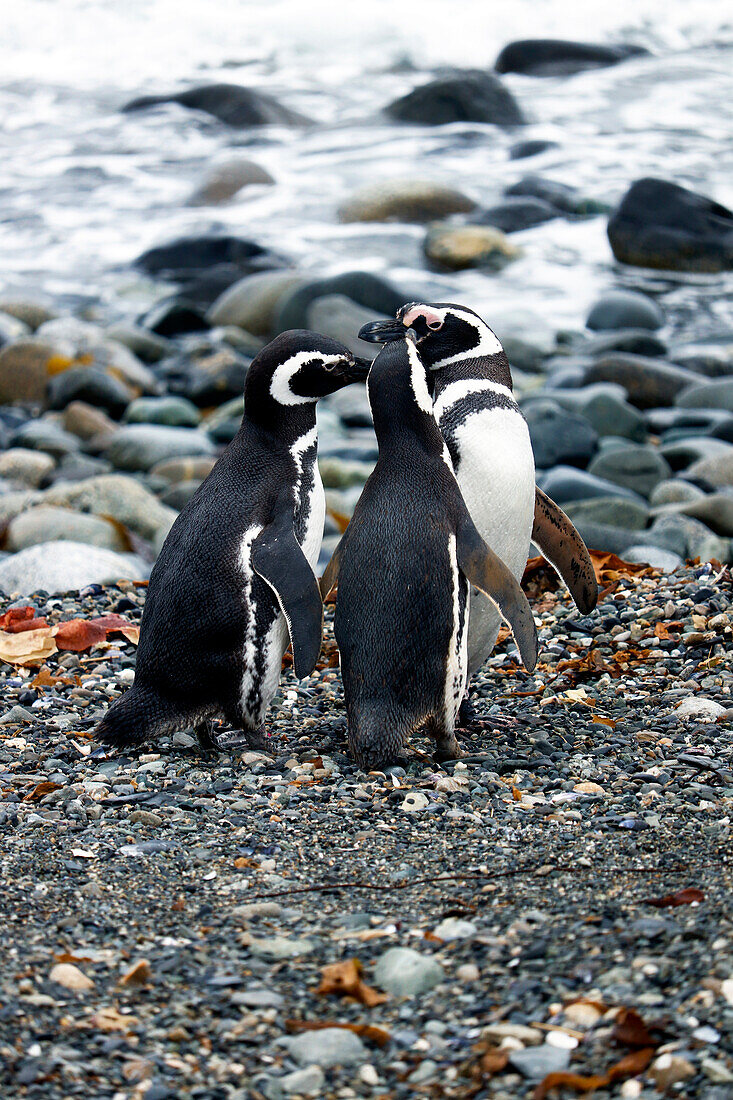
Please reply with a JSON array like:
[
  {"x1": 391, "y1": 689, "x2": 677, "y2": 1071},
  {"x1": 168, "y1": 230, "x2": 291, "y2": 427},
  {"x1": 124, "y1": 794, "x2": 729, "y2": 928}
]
[{"x1": 400, "y1": 302, "x2": 506, "y2": 371}]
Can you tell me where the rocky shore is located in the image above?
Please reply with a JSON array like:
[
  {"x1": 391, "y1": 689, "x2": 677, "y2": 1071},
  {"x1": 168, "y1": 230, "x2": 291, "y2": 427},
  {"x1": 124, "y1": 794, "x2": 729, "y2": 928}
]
[{"x1": 1, "y1": 561, "x2": 732, "y2": 1097}]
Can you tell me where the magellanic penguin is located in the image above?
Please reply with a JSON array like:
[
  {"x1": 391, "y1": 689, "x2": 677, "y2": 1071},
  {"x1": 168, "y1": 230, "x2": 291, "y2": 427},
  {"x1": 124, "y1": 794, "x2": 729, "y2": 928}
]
[
  {"x1": 360, "y1": 303, "x2": 598, "y2": 686},
  {"x1": 96, "y1": 331, "x2": 369, "y2": 754},
  {"x1": 320, "y1": 334, "x2": 538, "y2": 770}
]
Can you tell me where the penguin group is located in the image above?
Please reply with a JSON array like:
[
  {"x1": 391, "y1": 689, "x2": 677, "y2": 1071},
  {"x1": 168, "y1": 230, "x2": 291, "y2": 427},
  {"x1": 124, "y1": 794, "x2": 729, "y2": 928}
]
[{"x1": 96, "y1": 306, "x2": 598, "y2": 768}]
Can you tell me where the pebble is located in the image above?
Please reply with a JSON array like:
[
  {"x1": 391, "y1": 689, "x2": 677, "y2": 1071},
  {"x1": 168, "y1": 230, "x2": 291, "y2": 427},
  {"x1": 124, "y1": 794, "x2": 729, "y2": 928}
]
[
  {"x1": 338, "y1": 179, "x2": 475, "y2": 223},
  {"x1": 423, "y1": 223, "x2": 520, "y2": 271},
  {"x1": 508, "y1": 1044, "x2": 571, "y2": 1079},
  {"x1": 373, "y1": 948, "x2": 444, "y2": 997},
  {"x1": 281, "y1": 1065, "x2": 326, "y2": 1095},
  {"x1": 649, "y1": 1053, "x2": 696, "y2": 1089},
  {"x1": 284, "y1": 1028, "x2": 366, "y2": 1068}
]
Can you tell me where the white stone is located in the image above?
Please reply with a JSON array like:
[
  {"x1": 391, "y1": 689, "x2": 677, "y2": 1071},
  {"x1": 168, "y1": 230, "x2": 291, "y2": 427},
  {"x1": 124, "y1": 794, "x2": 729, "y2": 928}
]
[
  {"x1": 675, "y1": 696, "x2": 725, "y2": 722},
  {"x1": 281, "y1": 1064, "x2": 325, "y2": 1095}
]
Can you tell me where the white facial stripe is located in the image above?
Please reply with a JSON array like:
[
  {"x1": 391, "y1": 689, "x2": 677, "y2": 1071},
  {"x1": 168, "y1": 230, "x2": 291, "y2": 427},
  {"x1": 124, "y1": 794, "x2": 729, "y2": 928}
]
[
  {"x1": 406, "y1": 338, "x2": 433, "y2": 416},
  {"x1": 429, "y1": 308, "x2": 504, "y2": 368},
  {"x1": 269, "y1": 351, "x2": 345, "y2": 406},
  {"x1": 433, "y1": 378, "x2": 514, "y2": 421}
]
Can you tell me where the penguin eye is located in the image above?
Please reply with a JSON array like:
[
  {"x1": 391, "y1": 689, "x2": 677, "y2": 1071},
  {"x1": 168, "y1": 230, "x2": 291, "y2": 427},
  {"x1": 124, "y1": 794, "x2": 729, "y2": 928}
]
[
  {"x1": 427, "y1": 319, "x2": 443, "y2": 331},
  {"x1": 322, "y1": 360, "x2": 337, "y2": 372}
]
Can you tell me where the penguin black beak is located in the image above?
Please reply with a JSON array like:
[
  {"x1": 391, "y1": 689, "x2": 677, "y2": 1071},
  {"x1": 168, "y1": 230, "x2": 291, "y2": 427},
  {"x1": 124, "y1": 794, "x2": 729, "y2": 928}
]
[
  {"x1": 342, "y1": 355, "x2": 371, "y2": 382},
  {"x1": 358, "y1": 319, "x2": 408, "y2": 344}
]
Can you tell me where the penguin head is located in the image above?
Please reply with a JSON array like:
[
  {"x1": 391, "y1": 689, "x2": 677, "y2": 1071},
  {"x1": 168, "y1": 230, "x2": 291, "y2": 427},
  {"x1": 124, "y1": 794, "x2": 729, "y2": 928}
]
[
  {"x1": 248, "y1": 330, "x2": 370, "y2": 411},
  {"x1": 360, "y1": 302, "x2": 504, "y2": 370}
]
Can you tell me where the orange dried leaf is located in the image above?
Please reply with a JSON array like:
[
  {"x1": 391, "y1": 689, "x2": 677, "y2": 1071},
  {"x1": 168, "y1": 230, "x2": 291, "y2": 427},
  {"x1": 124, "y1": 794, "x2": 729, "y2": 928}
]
[
  {"x1": 611, "y1": 1008, "x2": 656, "y2": 1049},
  {"x1": 642, "y1": 887, "x2": 704, "y2": 908},
  {"x1": 591, "y1": 715, "x2": 617, "y2": 729},
  {"x1": 654, "y1": 621, "x2": 683, "y2": 640},
  {"x1": 90, "y1": 1006, "x2": 139, "y2": 1032},
  {"x1": 532, "y1": 1048, "x2": 654, "y2": 1099},
  {"x1": 316, "y1": 959, "x2": 387, "y2": 1007},
  {"x1": 0, "y1": 607, "x2": 49, "y2": 633},
  {"x1": 512, "y1": 786, "x2": 522, "y2": 801},
  {"x1": 480, "y1": 1050, "x2": 510, "y2": 1077},
  {"x1": 285, "y1": 1019, "x2": 390, "y2": 1046},
  {"x1": 23, "y1": 781, "x2": 62, "y2": 802}
]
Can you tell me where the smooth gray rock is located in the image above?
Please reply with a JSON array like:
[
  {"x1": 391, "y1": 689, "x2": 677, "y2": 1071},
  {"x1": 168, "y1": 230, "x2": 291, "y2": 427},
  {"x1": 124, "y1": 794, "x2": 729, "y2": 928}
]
[
  {"x1": 123, "y1": 82, "x2": 310, "y2": 128},
  {"x1": 0, "y1": 541, "x2": 149, "y2": 596},
  {"x1": 0, "y1": 449, "x2": 55, "y2": 488},
  {"x1": 686, "y1": 449, "x2": 733, "y2": 487},
  {"x1": 509, "y1": 1044, "x2": 571, "y2": 1080},
  {"x1": 676, "y1": 378, "x2": 733, "y2": 412},
  {"x1": 274, "y1": 272, "x2": 410, "y2": 333},
  {"x1": 660, "y1": 437, "x2": 731, "y2": 470},
  {"x1": 283, "y1": 1028, "x2": 366, "y2": 1068},
  {"x1": 7, "y1": 506, "x2": 126, "y2": 553},
  {"x1": 469, "y1": 196, "x2": 558, "y2": 232},
  {"x1": 105, "y1": 425, "x2": 216, "y2": 472},
  {"x1": 123, "y1": 396, "x2": 201, "y2": 428},
  {"x1": 649, "y1": 513, "x2": 729, "y2": 562},
  {"x1": 47, "y1": 366, "x2": 135, "y2": 417},
  {"x1": 9, "y1": 419, "x2": 81, "y2": 458},
  {"x1": 307, "y1": 296, "x2": 387, "y2": 358},
  {"x1": 649, "y1": 479, "x2": 705, "y2": 506},
  {"x1": 206, "y1": 272, "x2": 305, "y2": 335},
  {"x1": 105, "y1": 323, "x2": 171, "y2": 364},
  {"x1": 588, "y1": 444, "x2": 671, "y2": 498},
  {"x1": 586, "y1": 290, "x2": 664, "y2": 331},
  {"x1": 563, "y1": 497, "x2": 649, "y2": 530},
  {"x1": 386, "y1": 69, "x2": 525, "y2": 127},
  {"x1": 524, "y1": 400, "x2": 598, "y2": 468},
  {"x1": 43, "y1": 474, "x2": 177, "y2": 542},
  {"x1": 373, "y1": 947, "x2": 444, "y2": 997},
  {"x1": 37, "y1": 317, "x2": 158, "y2": 392},
  {"x1": 625, "y1": 545, "x2": 684, "y2": 570},
  {"x1": 651, "y1": 494, "x2": 733, "y2": 537},
  {"x1": 585, "y1": 354, "x2": 700, "y2": 409},
  {"x1": 0, "y1": 491, "x2": 40, "y2": 528},
  {"x1": 0, "y1": 338, "x2": 56, "y2": 405},
  {"x1": 339, "y1": 179, "x2": 475, "y2": 223},
  {"x1": 572, "y1": 520, "x2": 639, "y2": 555},
  {"x1": 539, "y1": 465, "x2": 647, "y2": 505},
  {"x1": 534, "y1": 384, "x2": 646, "y2": 442},
  {"x1": 491, "y1": 308, "x2": 557, "y2": 370},
  {"x1": 281, "y1": 1065, "x2": 325, "y2": 1096},
  {"x1": 188, "y1": 157, "x2": 274, "y2": 205}
]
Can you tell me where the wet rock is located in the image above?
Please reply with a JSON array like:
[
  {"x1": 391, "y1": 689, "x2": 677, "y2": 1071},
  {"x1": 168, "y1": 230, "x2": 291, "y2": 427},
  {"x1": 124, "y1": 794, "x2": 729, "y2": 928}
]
[
  {"x1": 588, "y1": 444, "x2": 671, "y2": 498},
  {"x1": 676, "y1": 378, "x2": 733, "y2": 413},
  {"x1": 0, "y1": 300, "x2": 56, "y2": 331},
  {"x1": 9, "y1": 420, "x2": 80, "y2": 458},
  {"x1": 470, "y1": 196, "x2": 558, "y2": 232},
  {"x1": 625, "y1": 545, "x2": 684, "y2": 570},
  {"x1": 585, "y1": 354, "x2": 700, "y2": 409},
  {"x1": 373, "y1": 947, "x2": 444, "y2": 996},
  {"x1": 158, "y1": 480, "x2": 200, "y2": 509},
  {"x1": 586, "y1": 289, "x2": 664, "y2": 331},
  {"x1": 537, "y1": 384, "x2": 646, "y2": 441},
  {"x1": 47, "y1": 453, "x2": 112, "y2": 486},
  {"x1": 524, "y1": 400, "x2": 598, "y2": 468},
  {"x1": 0, "y1": 541, "x2": 148, "y2": 596},
  {"x1": 274, "y1": 272, "x2": 410, "y2": 333},
  {"x1": 207, "y1": 272, "x2": 305, "y2": 335},
  {"x1": 7, "y1": 506, "x2": 127, "y2": 553},
  {"x1": 509, "y1": 1044, "x2": 571, "y2": 1079},
  {"x1": 62, "y1": 401, "x2": 118, "y2": 443},
  {"x1": 105, "y1": 425, "x2": 216, "y2": 472},
  {"x1": 608, "y1": 178, "x2": 733, "y2": 272},
  {"x1": 135, "y1": 234, "x2": 274, "y2": 281},
  {"x1": 648, "y1": 513, "x2": 729, "y2": 562},
  {"x1": 47, "y1": 367, "x2": 135, "y2": 417},
  {"x1": 649, "y1": 479, "x2": 705, "y2": 506},
  {"x1": 492, "y1": 308, "x2": 557, "y2": 370},
  {"x1": 574, "y1": 521, "x2": 640, "y2": 556},
  {"x1": 504, "y1": 175, "x2": 608, "y2": 215},
  {"x1": 281, "y1": 1065, "x2": 325, "y2": 1096},
  {"x1": 105, "y1": 323, "x2": 171, "y2": 364},
  {"x1": 123, "y1": 82, "x2": 309, "y2": 128},
  {"x1": 585, "y1": 328, "x2": 667, "y2": 358},
  {"x1": 142, "y1": 298, "x2": 209, "y2": 337},
  {"x1": 150, "y1": 457, "x2": 217, "y2": 485},
  {"x1": 659, "y1": 436, "x2": 730, "y2": 470},
  {"x1": 187, "y1": 157, "x2": 274, "y2": 205},
  {"x1": 386, "y1": 70, "x2": 525, "y2": 127},
  {"x1": 0, "y1": 449, "x2": 55, "y2": 488},
  {"x1": 326, "y1": 386, "x2": 373, "y2": 429},
  {"x1": 495, "y1": 39, "x2": 648, "y2": 77},
  {"x1": 538, "y1": 465, "x2": 646, "y2": 505},
  {"x1": 675, "y1": 696, "x2": 726, "y2": 721},
  {"x1": 123, "y1": 396, "x2": 201, "y2": 428},
  {"x1": 284, "y1": 1028, "x2": 366, "y2": 1069},
  {"x1": 37, "y1": 317, "x2": 158, "y2": 392},
  {"x1": 685, "y1": 449, "x2": 733, "y2": 487},
  {"x1": 44, "y1": 474, "x2": 177, "y2": 542},
  {"x1": 339, "y1": 179, "x2": 475, "y2": 223},
  {"x1": 177, "y1": 348, "x2": 250, "y2": 407},
  {"x1": 0, "y1": 339, "x2": 57, "y2": 406},
  {"x1": 424, "y1": 223, "x2": 520, "y2": 271},
  {"x1": 307, "y1": 296, "x2": 387, "y2": 357},
  {"x1": 563, "y1": 497, "x2": 649, "y2": 530},
  {"x1": 509, "y1": 139, "x2": 558, "y2": 159}
]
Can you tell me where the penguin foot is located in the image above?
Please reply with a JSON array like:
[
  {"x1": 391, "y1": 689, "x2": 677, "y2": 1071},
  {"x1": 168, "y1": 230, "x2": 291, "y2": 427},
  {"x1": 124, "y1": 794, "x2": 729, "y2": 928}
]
[
  {"x1": 433, "y1": 734, "x2": 461, "y2": 763},
  {"x1": 194, "y1": 720, "x2": 222, "y2": 754}
]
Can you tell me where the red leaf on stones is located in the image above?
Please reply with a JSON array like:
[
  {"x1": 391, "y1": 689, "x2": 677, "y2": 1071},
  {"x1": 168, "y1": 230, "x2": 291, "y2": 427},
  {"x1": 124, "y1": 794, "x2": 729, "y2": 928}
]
[
  {"x1": 532, "y1": 1048, "x2": 655, "y2": 1099},
  {"x1": 642, "y1": 887, "x2": 704, "y2": 908},
  {"x1": 285, "y1": 1019, "x2": 390, "y2": 1046},
  {"x1": 611, "y1": 1009, "x2": 657, "y2": 1049},
  {"x1": 56, "y1": 615, "x2": 139, "y2": 651},
  {"x1": 0, "y1": 607, "x2": 49, "y2": 632}
]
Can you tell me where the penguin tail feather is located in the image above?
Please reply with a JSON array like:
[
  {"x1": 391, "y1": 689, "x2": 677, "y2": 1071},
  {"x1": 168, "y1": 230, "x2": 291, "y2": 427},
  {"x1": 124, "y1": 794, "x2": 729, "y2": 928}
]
[{"x1": 95, "y1": 687, "x2": 172, "y2": 748}]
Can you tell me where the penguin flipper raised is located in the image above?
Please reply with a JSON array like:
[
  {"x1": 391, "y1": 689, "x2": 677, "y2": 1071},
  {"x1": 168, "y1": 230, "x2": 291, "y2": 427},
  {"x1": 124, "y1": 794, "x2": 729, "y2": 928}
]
[
  {"x1": 532, "y1": 487, "x2": 598, "y2": 614},
  {"x1": 251, "y1": 524, "x2": 323, "y2": 680},
  {"x1": 319, "y1": 538, "x2": 343, "y2": 601},
  {"x1": 456, "y1": 512, "x2": 538, "y2": 673}
]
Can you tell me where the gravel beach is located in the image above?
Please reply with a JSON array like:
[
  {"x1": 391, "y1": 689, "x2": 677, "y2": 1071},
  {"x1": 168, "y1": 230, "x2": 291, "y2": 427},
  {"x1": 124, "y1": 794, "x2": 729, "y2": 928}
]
[{"x1": 2, "y1": 560, "x2": 732, "y2": 1098}]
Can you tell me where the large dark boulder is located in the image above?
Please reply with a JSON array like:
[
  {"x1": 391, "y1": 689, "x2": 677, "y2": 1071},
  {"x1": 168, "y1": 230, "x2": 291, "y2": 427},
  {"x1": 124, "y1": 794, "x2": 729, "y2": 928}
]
[
  {"x1": 607, "y1": 178, "x2": 733, "y2": 272},
  {"x1": 273, "y1": 272, "x2": 412, "y2": 333},
  {"x1": 386, "y1": 70, "x2": 525, "y2": 127},
  {"x1": 495, "y1": 39, "x2": 648, "y2": 77},
  {"x1": 135, "y1": 235, "x2": 276, "y2": 283},
  {"x1": 122, "y1": 83, "x2": 309, "y2": 128}
]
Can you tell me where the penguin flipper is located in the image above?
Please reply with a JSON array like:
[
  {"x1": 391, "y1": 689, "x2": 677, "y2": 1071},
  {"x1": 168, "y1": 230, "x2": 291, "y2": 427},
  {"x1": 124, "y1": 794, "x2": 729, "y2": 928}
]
[
  {"x1": 251, "y1": 525, "x2": 323, "y2": 680},
  {"x1": 456, "y1": 513, "x2": 538, "y2": 673},
  {"x1": 532, "y1": 487, "x2": 598, "y2": 614},
  {"x1": 319, "y1": 538, "x2": 343, "y2": 600}
]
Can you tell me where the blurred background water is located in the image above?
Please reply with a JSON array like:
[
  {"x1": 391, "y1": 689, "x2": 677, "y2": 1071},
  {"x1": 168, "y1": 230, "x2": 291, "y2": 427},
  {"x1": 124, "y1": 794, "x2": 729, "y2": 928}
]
[{"x1": 2, "y1": 0, "x2": 733, "y2": 332}]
